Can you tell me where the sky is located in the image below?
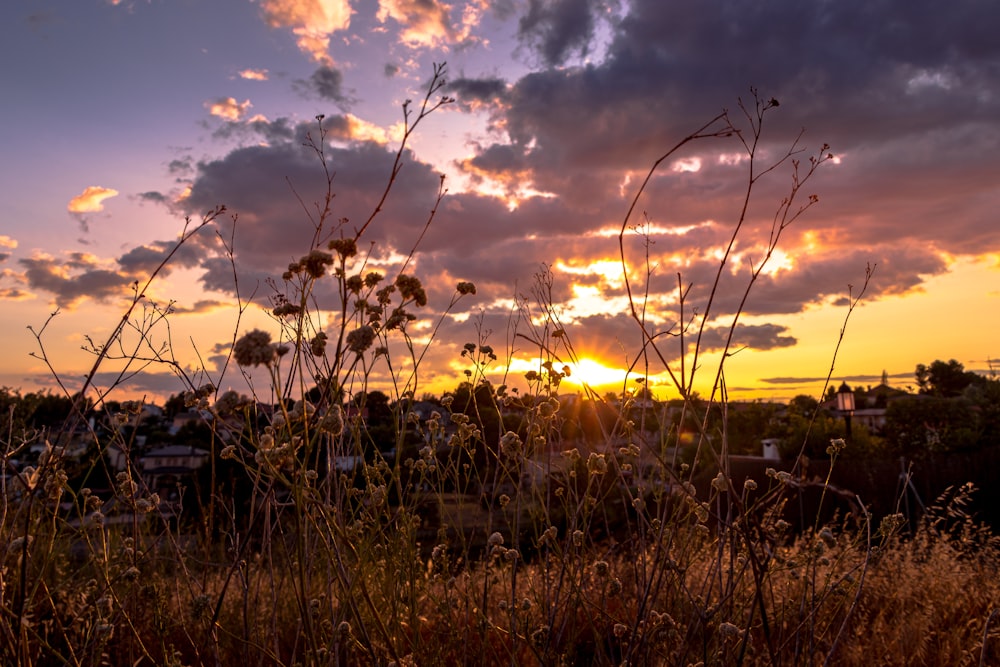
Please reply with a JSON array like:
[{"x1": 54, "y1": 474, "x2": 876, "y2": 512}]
[{"x1": 1, "y1": 0, "x2": 998, "y2": 407}]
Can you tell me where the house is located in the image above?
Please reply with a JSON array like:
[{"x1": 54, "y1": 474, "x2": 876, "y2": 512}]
[{"x1": 138, "y1": 445, "x2": 210, "y2": 501}]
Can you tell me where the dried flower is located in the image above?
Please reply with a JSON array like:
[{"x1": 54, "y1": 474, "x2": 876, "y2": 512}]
[
  {"x1": 456, "y1": 281, "x2": 476, "y2": 295},
  {"x1": 395, "y1": 274, "x2": 427, "y2": 306},
  {"x1": 346, "y1": 325, "x2": 376, "y2": 353},
  {"x1": 712, "y1": 472, "x2": 728, "y2": 492},
  {"x1": 500, "y1": 431, "x2": 522, "y2": 457},
  {"x1": 587, "y1": 452, "x2": 607, "y2": 475},
  {"x1": 309, "y1": 331, "x2": 328, "y2": 356},
  {"x1": 328, "y1": 237, "x2": 357, "y2": 258},
  {"x1": 233, "y1": 329, "x2": 287, "y2": 367}
]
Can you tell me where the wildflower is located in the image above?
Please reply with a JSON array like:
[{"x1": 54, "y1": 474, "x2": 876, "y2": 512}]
[
  {"x1": 594, "y1": 560, "x2": 610, "y2": 577},
  {"x1": 318, "y1": 405, "x2": 344, "y2": 435},
  {"x1": 500, "y1": 431, "x2": 522, "y2": 457},
  {"x1": 538, "y1": 397, "x2": 560, "y2": 418},
  {"x1": 572, "y1": 530, "x2": 584, "y2": 547},
  {"x1": 538, "y1": 525, "x2": 558, "y2": 546},
  {"x1": 744, "y1": 478, "x2": 758, "y2": 492},
  {"x1": 328, "y1": 237, "x2": 357, "y2": 258},
  {"x1": 776, "y1": 471, "x2": 792, "y2": 484},
  {"x1": 346, "y1": 325, "x2": 376, "y2": 353},
  {"x1": 608, "y1": 578, "x2": 622, "y2": 596},
  {"x1": 375, "y1": 284, "x2": 395, "y2": 304},
  {"x1": 613, "y1": 623, "x2": 628, "y2": 638},
  {"x1": 440, "y1": 395, "x2": 454, "y2": 408},
  {"x1": 718, "y1": 622, "x2": 740, "y2": 639},
  {"x1": 587, "y1": 452, "x2": 607, "y2": 475},
  {"x1": 819, "y1": 527, "x2": 837, "y2": 548},
  {"x1": 384, "y1": 307, "x2": 414, "y2": 331},
  {"x1": 135, "y1": 496, "x2": 158, "y2": 513},
  {"x1": 530, "y1": 625, "x2": 549, "y2": 647},
  {"x1": 116, "y1": 472, "x2": 138, "y2": 498},
  {"x1": 365, "y1": 271, "x2": 383, "y2": 287},
  {"x1": 456, "y1": 281, "x2": 476, "y2": 295},
  {"x1": 711, "y1": 472, "x2": 727, "y2": 492},
  {"x1": 346, "y1": 274, "x2": 364, "y2": 293},
  {"x1": 272, "y1": 301, "x2": 302, "y2": 318},
  {"x1": 309, "y1": 331, "x2": 328, "y2": 356},
  {"x1": 827, "y1": 438, "x2": 846, "y2": 456},
  {"x1": 395, "y1": 274, "x2": 427, "y2": 306},
  {"x1": 488, "y1": 532, "x2": 505, "y2": 547},
  {"x1": 233, "y1": 329, "x2": 287, "y2": 367}
]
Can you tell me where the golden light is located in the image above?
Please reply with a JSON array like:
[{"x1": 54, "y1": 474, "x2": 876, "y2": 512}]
[{"x1": 563, "y1": 357, "x2": 629, "y2": 389}]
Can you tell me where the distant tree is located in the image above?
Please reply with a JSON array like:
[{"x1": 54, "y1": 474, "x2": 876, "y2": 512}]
[
  {"x1": 884, "y1": 395, "x2": 980, "y2": 457},
  {"x1": 163, "y1": 392, "x2": 187, "y2": 420},
  {"x1": 915, "y1": 359, "x2": 985, "y2": 397}
]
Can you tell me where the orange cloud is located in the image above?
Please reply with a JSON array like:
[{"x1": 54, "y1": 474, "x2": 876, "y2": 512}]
[
  {"x1": 238, "y1": 68, "x2": 269, "y2": 81},
  {"x1": 377, "y1": 0, "x2": 466, "y2": 48},
  {"x1": 260, "y1": 0, "x2": 352, "y2": 65},
  {"x1": 0, "y1": 235, "x2": 16, "y2": 250},
  {"x1": 206, "y1": 97, "x2": 253, "y2": 121},
  {"x1": 67, "y1": 186, "x2": 119, "y2": 214}
]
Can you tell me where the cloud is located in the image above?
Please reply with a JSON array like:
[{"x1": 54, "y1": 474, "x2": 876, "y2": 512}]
[
  {"x1": 67, "y1": 186, "x2": 119, "y2": 214},
  {"x1": 0, "y1": 236, "x2": 16, "y2": 263},
  {"x1": 517, "y1": 0, "x2": 609, "y2": 67},
  {"x1": 259, "y1": 0, "x2": 352, "y2": 65},
  {"x1": 19, "y1": 253, "x2": 135, "y2": 309},
  {"x1": 238, "y1": 68, "x2": 269, "y2": 81},
  {"x1": 117, "y1": 239, "x2": 206, "y2": 276},
  {"x1": 376, "y1": 0, "x2": 469, "y2": 49},
  {"x1": 205, "y1": 97, "x2": 253, "y2": 121},
  {"x1": 447, "y1": 76, "x2": 507, "y2": 112},
  {"x1": 0, "y1": 287, "x2": 33, "y2": 302},
  {"x1": 301, "y1": 66, "x2": 346, "y2": 102},
  {"x1": 162, "y1": 299, "x2": 228, "y2": 315}
]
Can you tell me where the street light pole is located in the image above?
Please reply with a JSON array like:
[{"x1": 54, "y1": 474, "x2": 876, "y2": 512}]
[{"x1": 835, "y1": 381, "x2": 855, "y2": 441}]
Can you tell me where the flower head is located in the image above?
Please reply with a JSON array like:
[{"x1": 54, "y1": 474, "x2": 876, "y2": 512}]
[{"x1": 233, "y1": 329, "x2": 287, "y2": 367}]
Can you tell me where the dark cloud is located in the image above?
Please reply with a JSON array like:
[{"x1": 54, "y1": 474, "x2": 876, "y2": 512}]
[
  {"x1": 447, "y1": 76, "x2": 508, "y2": 109},
  {"x1": 384, "y1": 63, "x2": 399, "y2": 78},
  {"x1": 19, "y1": 255, "x2": 134, "y2": 308},
  {"x1": 698, "y1": 323, "x2": 797, "y2": 353},
  {"x1": 483, "y1": 0, "x2": 1000, "y2": 252},
  {"x1": 163, "y1": 299, "x2": 228, "y2": 315},
  {"x1": 138, "y1": 191, "x2": 169, "y2": 205},
  {"x1": 517, "y1": 0, "x2": 611, "y2": 67},
  {"x1": 302, "y1": 66, "x2": 346, "y2": 102},
  {"x1": 167, "y1": 158, "x2": 193, "y2": 175},
  {"x1": 117, "y1": 239, "x2": 206, "y2": 275}
]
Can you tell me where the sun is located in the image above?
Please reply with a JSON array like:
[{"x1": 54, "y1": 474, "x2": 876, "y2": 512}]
[{"x1": 562, "y1": 357, "x2": 630, "y2": 390}]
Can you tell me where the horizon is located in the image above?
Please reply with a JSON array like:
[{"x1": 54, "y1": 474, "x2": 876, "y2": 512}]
[{"x1": 1, "y1": 1, "x2": 998, "y2": 407}]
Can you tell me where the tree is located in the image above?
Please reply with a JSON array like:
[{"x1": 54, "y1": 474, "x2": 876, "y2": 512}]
[{"x1": 915, "y1": 359, "x2": 985, "y2": 397}]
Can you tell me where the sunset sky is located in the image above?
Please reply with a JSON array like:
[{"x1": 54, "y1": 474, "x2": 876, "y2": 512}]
[{"x1": 1, "y1": 0, "x2": 998, "y2": 406}]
